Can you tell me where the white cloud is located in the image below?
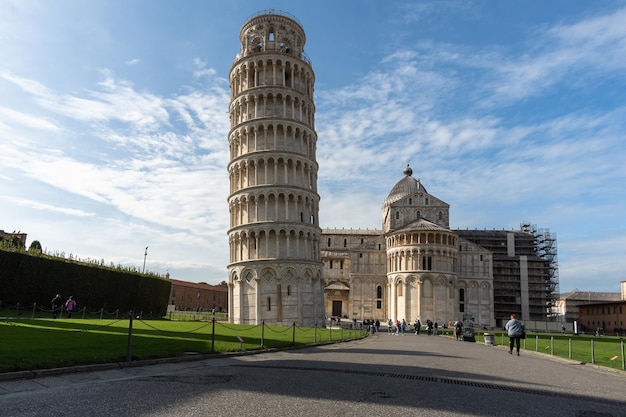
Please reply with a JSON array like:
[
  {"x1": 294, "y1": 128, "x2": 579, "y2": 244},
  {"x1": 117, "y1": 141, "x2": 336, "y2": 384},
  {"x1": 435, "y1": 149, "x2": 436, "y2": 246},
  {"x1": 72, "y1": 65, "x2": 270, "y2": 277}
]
[
  {"x1": 0, "y1": 196, "x2": 94, "y2": 217},
  {"x1": 0, "y1": 106, "x2": 61, "y2": 131}
]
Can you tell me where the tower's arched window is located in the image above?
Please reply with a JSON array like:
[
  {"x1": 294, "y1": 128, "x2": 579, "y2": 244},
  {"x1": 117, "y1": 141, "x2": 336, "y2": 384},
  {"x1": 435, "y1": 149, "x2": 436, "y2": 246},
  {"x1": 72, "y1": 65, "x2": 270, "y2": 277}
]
[
  {"x1": 327, "y1": 237, "x2": 331, "y2": 247},
  {"x1": 425, "y1": 198, "x2": 429, "y2": 205},
  {"x1": 438, "y1": 211, "x2": 443, "y2": 220},
  {"x1": 409, "y1": 198, "x2": 412, "y2": 205},
  {"x1": 395, "y1": 211, "x2": 400, "y2": 220},
  {"x1": 398, "y1": 282, "x2": 403, "y2": 296},
  {"x1": 343, "y1": 238, "x2": 347, "y2": 248},
  {"x1": 269, "y1": 32, "x2": 275, "y2": 41},
  {"x1": 267, "y1": 296, "x2": 271, "y2": 311},
  {"x1": 287, "y1": 285, "x2": 291, "y2": 296},
  {"x1": 376, "y1": 286, "x2": 382, "y2": 298}
]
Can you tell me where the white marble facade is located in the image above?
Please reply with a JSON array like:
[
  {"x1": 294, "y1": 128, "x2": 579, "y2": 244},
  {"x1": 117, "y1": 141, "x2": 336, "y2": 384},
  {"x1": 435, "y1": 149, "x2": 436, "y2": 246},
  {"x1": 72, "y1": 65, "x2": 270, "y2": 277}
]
[
  {"x1": 227, "y1": 11, "x2": 324, "y2": 326},
  {"x1": 322, "y1": 165, "x2": 495, "y2": 328}
]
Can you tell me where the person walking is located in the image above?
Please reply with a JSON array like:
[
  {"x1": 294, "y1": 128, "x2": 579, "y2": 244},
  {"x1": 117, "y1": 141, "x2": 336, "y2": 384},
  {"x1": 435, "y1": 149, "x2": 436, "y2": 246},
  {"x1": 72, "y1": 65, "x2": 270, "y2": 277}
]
[
  {"x1": 505, "y1": 313, "x2": 524, "y2": 356},
  {"x1": 455, "y1": 320, "x2": 463, "y2": 341},
  {"x1": 65, "y1": 296, "x2": 77, "y2": 318},
  {"x1": 51, "y1": 294, "x2": 63, "y2": 319},
  {"x1": 401, "y1": 319, "x2": 406, "y2": 336},
  {"x1": 387, "y1": 319, "x2": 393, "y2": 335}
]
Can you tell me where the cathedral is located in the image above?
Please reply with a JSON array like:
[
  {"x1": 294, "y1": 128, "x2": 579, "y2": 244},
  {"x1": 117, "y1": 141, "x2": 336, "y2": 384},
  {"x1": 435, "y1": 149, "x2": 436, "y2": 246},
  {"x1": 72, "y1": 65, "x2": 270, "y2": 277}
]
[
  {"x1": 227, "y1": 10, "x2": 558, "y2": 328},
  {"x1": 322, "y1": 164, "x2": 494, "y2": 328}
]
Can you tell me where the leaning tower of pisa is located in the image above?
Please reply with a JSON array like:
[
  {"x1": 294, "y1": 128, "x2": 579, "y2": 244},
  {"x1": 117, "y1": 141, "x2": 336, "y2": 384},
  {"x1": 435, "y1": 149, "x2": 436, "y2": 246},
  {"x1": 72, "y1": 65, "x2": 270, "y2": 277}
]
[{"x1": 227, "y1": 10, "x2": 324, "y2": 326}]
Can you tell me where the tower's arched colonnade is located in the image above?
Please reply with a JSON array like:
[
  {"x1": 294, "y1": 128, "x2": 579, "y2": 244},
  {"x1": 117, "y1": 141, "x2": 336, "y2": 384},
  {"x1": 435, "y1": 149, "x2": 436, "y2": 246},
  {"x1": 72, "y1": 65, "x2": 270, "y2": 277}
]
[{"x1": 227, "y1": 10, "x2": 324, "y2": 326}]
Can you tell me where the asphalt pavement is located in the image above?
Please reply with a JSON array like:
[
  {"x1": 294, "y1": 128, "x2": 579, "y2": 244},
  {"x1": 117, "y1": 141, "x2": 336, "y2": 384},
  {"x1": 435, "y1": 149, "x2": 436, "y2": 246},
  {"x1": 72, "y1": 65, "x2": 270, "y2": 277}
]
[{"x1": 1, "y1": 330, "x2": 625, "y2": 417}]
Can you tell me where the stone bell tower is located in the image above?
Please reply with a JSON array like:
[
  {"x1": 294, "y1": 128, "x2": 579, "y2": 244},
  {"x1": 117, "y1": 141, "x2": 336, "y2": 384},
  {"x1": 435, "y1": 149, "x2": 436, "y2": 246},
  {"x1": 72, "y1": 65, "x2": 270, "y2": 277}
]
[{"x1": 227, "y1": 10, "x2": 324, "y2": 326}]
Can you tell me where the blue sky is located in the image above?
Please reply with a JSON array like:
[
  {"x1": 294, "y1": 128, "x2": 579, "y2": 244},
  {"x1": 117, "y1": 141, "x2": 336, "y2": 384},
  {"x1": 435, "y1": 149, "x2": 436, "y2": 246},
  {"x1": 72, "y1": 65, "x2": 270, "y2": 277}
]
[{"x1": 1, "y1": 1, "x2": 625, "y2": 293}]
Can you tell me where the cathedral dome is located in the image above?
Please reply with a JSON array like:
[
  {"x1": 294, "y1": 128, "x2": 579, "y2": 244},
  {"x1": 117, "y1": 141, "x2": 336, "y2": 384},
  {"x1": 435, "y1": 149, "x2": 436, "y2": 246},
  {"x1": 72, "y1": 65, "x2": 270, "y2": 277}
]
[{"x1": 383, "y1": 164, "x2": 427, "y2": 207}]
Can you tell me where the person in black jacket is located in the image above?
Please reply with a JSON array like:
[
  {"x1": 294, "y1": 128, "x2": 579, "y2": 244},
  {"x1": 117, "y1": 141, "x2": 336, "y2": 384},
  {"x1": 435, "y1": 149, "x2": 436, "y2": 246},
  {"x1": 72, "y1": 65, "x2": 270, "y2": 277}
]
[{"x1": 51, "y1": 294, "x2": 63, "y2": 319}]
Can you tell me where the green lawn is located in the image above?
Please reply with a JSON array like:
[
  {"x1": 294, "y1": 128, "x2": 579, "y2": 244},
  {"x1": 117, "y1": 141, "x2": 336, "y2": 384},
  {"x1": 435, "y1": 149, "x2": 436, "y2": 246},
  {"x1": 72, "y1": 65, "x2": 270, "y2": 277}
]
[{"x1": 0, "y1": 318, "x2": 365, "y2": 373}]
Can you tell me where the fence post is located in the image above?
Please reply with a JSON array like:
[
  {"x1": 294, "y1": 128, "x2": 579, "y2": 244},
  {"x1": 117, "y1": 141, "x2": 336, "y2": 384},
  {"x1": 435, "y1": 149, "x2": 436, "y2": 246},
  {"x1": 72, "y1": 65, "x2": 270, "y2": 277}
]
[
  {"x1": 81, "y1": 307, "x2": 86, "y2": 319},
  {"x1": 329, "y1": 323, "x2": 332, "y2": 341},
  {"x1": 621, "y1": 339, "x2": 624, "y2": 371},
  {"x1": 535, "y1": 335, "x2": 538, "y2": 352},
  {"x1": 591, "y1": 339, "x2": 595, "y2": 365},
  {"x1": 292, "y1": 322, "x2": 296, "y2": 346},
  {"x1": 211, "y1": 317, "x2": 216, "y2": 353},
  {"x1": 550, "y1": 336, "x2": 554, "y2": 355},
  {"x1": 116, "y1": 309, "x2": 119, "y2": 319},
  {"x1": 261, "y1": 321, "x2": 265, "y2": 349},
  {"x1": 314, "y1": 323, "x2": 317, "y2": 344},
  {"x1": 16, "y1": 302, "x2": 20, "y2": 316},
  {"x1": 32, "y1": 303, "x2": 36, "y2": 318},
  {"x1": 100, "y1": 308, "x2": 104, "y2": 320},
  {"x1": 126, "y1": 310, "x2": 134, "y2": 362},
  {"x1": 568, "y1": 338, "x2": 572, "y2": 360}
]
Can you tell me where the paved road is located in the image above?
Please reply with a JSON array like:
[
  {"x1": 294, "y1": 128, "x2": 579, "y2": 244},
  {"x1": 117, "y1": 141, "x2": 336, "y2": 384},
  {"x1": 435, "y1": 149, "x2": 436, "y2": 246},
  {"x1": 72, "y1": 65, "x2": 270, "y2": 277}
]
[{"x1": 1, "y1": 332, "x2": 625, "y2": 417}]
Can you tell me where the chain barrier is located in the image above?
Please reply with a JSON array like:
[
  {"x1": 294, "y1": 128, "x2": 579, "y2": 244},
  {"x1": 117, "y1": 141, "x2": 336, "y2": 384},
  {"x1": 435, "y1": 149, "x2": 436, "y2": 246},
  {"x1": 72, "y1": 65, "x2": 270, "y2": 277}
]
[
  {"x1": 1, "y1": 319, "x2": 123, "y2": 333},
  {"x1": 263, "y1": 324, "x2": 293, "y2": 334},
  {"x1": 215, "y1": 321, "x2": 260, "y2": 332},
  {"x1": 137, "y1": 319, "x2": 212, "y2": 334}
]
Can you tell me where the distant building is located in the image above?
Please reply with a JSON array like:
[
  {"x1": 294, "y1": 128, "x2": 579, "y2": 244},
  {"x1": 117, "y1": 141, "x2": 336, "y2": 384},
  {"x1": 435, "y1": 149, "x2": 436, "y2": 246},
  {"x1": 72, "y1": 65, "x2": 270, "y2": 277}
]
[
  {"x1": 169, "y1": 279, "x2": 228, "y2": 312},
  {"x1": 0, "y1": 230, "x2": 27, "y2": 249},
  {"x1": 566, "y1": 281, "x2": 626, "y2": 335},
  {"x1": 554, "y1": 290, "x2": 621, "y2": 323}
]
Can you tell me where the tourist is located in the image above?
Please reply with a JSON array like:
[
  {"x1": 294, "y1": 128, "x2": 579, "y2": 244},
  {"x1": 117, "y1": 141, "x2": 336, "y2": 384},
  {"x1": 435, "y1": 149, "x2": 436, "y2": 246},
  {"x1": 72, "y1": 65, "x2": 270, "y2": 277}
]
[
  {"x1": 65, "y1": 296, "x2": 77, "y2": 318},
  {"x1": 505, "y1": 314, "x2": 524, "y2": 356},
  {"x1": 51, "y1": 294, "x2": 63, "y2": 319}
]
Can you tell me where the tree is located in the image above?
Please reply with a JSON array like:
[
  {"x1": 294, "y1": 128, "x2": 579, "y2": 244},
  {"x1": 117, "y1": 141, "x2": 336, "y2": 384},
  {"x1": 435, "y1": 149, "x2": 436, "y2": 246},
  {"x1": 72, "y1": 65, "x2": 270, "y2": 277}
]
[
  {"x1": 29, "y1": 240, "x2": 42, "y2": 253},
  {"x1": 218, "y1": 280, "x2": 227, "y2": 286}
]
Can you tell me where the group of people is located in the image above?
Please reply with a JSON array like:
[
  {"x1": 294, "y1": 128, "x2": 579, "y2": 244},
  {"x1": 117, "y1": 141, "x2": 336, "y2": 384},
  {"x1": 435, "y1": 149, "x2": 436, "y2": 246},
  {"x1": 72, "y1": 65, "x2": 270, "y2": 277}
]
[
  {"x1": 362, "y1": 319, "x2": 380, "y2": 332},
  {"x1": 51, "y1": 294, "x2": 77, "y2": 318},
  {"x1": 387, "y1": 319, "x2": 408, "y2": 335},
  {"x1": 378, "y1": 314, "x2": 526, "y2": 356},
  {"x1": 385, "y1": 318, "x2": 448, "y2": 336}
]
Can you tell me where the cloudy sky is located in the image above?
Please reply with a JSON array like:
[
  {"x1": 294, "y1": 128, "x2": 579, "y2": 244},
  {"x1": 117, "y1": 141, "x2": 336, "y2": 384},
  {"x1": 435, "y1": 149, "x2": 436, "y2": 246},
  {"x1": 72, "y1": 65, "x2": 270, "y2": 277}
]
[{"x1": 1, "y1": 1, "x2": 625, "y2": 293}]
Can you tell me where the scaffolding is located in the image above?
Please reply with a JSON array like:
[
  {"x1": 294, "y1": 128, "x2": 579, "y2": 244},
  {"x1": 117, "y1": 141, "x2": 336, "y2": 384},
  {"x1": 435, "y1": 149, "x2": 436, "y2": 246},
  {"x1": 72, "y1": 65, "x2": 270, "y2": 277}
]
[
  {"x1": 521, "y1": 222, "x2": 560, "y2": 320},
  {"x1": 456, "y1": 223, "x2": 559, "y2": 322}
]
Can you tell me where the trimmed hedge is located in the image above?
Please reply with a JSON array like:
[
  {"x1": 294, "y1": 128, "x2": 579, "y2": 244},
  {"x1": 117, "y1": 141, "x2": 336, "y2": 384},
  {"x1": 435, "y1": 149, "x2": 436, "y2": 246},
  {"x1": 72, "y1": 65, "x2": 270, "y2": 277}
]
[{"x1": 0, "y1": 249, "x2": 170, "y2": 314}]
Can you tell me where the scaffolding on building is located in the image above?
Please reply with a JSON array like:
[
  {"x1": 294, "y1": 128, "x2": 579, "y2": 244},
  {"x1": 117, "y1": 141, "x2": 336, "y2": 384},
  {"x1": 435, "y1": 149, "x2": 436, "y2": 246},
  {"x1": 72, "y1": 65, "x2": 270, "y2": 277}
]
[{"x1": 521, "y1": 222, "x2": 560, "y2": 320}]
